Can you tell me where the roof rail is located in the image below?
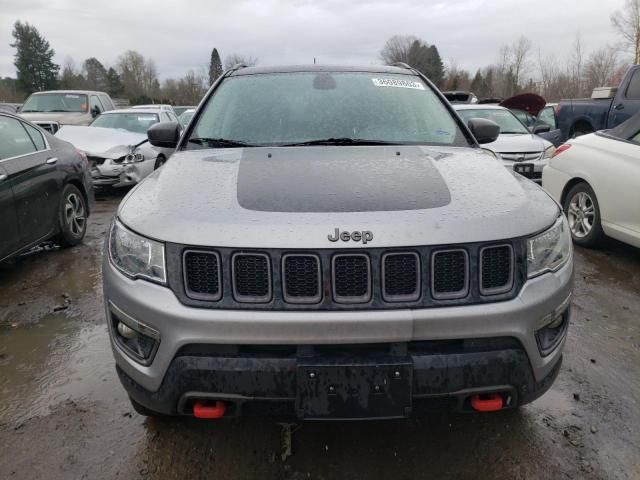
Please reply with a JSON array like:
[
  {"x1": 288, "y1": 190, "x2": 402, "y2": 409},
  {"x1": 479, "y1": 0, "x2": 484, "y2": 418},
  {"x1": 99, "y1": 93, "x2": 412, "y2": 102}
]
[{"x1": 391, "y1": 62, "x2": 414, "y2": 71}]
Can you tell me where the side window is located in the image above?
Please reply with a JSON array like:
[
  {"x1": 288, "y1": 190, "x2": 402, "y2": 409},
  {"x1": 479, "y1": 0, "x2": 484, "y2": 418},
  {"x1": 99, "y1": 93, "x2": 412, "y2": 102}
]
[
  {"x1": 89, "y1": 95, "x2": 103, "y2": 113},
  {"x1": 22, "y1": 123, "x2": 47, "y2": 150},
  {"x1": 0, "y1": 116, "x2": 37, "y2": 160},
  {"x1": 630, "y1": 131, "x2": 640, "y2": 145},
  {"x1": 625, "y1": 69, "x2": 640, "y2": 100},
  {"x1": 100, "y1": 94, "x2": 114, "y2": 111},
  {"x1": 538, "y1": 107, "x2": 557, "y2": 129}
]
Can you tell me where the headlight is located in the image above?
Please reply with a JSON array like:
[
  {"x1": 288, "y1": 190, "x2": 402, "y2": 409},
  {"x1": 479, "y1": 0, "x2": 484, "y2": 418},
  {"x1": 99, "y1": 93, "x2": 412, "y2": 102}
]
[
  {"x1": 123, "y1": 152, "x2": 145, "y2": 163},
  {"x1": 109, "y1": 220, "x2": 166, "y2": 284},
  {"x1": 527, "y1": 216, "x2": 572, "y2": 278},
  {"x1": 543, "y1": 145, "x2": 556, "y2": 159}
]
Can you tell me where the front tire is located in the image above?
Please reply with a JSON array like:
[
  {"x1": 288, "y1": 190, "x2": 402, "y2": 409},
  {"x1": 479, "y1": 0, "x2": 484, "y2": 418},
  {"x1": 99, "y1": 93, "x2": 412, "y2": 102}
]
[
  {"x1": 54, "y1": 184, "x2": 88, "y2": 247},
  {"x1": 563, "y1": 182, "x2": 605, "y2": 247}
]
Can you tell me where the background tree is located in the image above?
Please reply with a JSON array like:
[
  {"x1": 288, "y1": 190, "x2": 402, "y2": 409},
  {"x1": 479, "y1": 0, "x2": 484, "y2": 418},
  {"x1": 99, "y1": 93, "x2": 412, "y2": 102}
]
[
  {"x1": 83, "y1": 57, "x2": 108, "y2": 91},
  {"x1": 59, "y1": 57, "x2": 85, "y2": 89},
  {"x1": 470, "y1": 70, "x2": 483, "y2": 93},
  {"x1": 10, "y1": 21, "x2": 59, "y2": 94},
  {"x1": 380, "y1": 35, "x2": 445, "y2": 86},
  {"x1": 105, "y1": 67, "x2": 124, "y2": 97},
  {"x1": 209, "y1": 48, "x2": 223, "y2": 86},
  {"x1": 223, "y1": 54, "x2": 258, "y2": 70},
  {"x1": 116, "y1": 50, "x2": 159, "y2": 100},
  {"x1": 611, "y1": 0, "x2": 640, "y2": 64}
]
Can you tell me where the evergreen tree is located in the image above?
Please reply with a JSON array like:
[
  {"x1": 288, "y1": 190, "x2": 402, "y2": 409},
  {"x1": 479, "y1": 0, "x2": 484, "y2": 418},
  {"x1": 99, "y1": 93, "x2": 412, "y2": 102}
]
[
  {"x1": 470, "y1": 70, "x2": 483, "y2": 94},
  {"x1": 209, "y1": 48, "x2": 223, "y2": 86},
  {"x1": 84, "y1": 57, "x2": 108, "y2": 91},
  {"x1": 426, "y1": 45, "x2": 445, "y2": 87},
  {"x1": 11, "y1": 21, "x2": 59, "y2": 94},
  {"x1": 105, "y1": 68, "x2": 124, "y2": 97}
]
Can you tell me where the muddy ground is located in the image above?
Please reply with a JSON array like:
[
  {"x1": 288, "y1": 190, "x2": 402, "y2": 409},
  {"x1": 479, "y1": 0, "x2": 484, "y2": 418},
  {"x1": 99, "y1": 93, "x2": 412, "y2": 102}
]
[{"x1": 0, "y1": 192, "x2": 638, "y2": 480}]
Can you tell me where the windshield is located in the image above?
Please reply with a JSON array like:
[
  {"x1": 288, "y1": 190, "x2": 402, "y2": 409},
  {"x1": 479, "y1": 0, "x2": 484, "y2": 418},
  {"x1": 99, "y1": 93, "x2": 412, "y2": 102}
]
[
  {"x1": 91, "y1": 112, "x2": 159, "y2": 134},
  {"x1": 21, "y1": 93, "x2": 88, "y2": 113},
  {"x1": 179, "y1": 110, "x2": 195, "y2": 128},
  {"x1": 456, "y1": 108, "x2": 529, "y2": 135},
  {"x1": 186, "y1": 72, "x2": 470, "y2": 148}
]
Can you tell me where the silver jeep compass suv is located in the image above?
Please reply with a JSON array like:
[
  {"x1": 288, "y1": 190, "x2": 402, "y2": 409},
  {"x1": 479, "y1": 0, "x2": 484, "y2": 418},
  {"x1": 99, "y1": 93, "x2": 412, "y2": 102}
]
[{"x1": 104, "y1": 64, "x2": 573, "y2": 420}]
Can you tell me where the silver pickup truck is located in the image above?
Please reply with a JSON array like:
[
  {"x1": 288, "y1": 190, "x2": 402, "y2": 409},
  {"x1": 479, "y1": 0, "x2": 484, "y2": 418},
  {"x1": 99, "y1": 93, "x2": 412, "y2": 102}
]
[
  {"x1": 19, "y1": 90, "x2": 115, "y2": 134},
  {"x1": 103, "y1": 64, "x2": 573, "y2": 421}
]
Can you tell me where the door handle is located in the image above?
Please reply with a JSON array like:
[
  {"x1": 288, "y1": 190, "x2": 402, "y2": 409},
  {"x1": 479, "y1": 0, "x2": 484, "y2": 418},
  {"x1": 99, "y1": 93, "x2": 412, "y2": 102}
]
[
  {"x1": 46, "y1": 157, "x2": 58, "y2": 165},
  {"x1": 614, "y1": 103, "x2": 625, "y2": 110},
  {"x1": 0, "y1": 174, "x2": 7, "y2": 182}
]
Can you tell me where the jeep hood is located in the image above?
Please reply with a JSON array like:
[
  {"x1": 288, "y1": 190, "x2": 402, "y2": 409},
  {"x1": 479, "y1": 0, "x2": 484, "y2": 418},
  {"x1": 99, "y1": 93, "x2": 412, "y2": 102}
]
[
  {"x1": 56, "y1": 126, "x2": 147, "y2": 158},
  {"x1": 118, "y1": 146, "x2": 559, "y2": 248}
]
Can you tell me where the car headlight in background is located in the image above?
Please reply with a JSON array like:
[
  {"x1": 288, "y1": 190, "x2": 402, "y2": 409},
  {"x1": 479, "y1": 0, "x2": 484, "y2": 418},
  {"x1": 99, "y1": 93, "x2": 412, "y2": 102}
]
[
  {"x1": 527, "y1": 215, "x2": 572, "y2": 278},
  {"x1": 109, "y1": 220, "x2": 166, "y2": 284},
  {"x1": 123, "y1": 151, "x2": 145, "y2": 163},
  {"x1": 543, "y1": 145, "x2": 556, "y2": 159}
]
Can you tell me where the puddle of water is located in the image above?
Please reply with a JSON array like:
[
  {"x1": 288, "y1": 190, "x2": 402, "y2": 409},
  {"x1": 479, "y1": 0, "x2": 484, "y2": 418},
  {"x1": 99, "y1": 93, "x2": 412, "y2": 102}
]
[{"x1": 0, "y1": 313, "x2": 116, "y2": 424}]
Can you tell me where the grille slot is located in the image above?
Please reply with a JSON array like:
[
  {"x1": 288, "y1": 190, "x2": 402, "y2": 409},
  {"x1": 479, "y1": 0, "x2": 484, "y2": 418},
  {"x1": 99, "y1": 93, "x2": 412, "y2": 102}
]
[
  {"x1": 431, "y1": 249, "x2": 469, "y2": 299},
  {"x1": 480, "y1": 245, "x2": 514, "y2": 295},
  {"x1": 232, "y1": 253, "x2": 271, "y2": 303},
  {"x1": 382, "y1": 252, "x2": 421, "y2": 302},
  {"x1": 499, "y1": 152, "x2": 542, "y2": 162},
  {"x1": 282, "y1": 254, "x2": 321, "y2": 304},
  {"x1": 332, "y1": 254, "x2": 371, "y2": 303},
  {"x1": 183, "y1": 250, "x2": 222, "y2": 301}
]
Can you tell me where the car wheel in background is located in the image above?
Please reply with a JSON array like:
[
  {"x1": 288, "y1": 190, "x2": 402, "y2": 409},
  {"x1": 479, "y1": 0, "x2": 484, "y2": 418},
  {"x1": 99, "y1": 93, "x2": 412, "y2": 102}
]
[
  {"x1": 154, "y1": 155, "x2": 166, "y2": 170},
  {"x1": 563, "y1": 182, "x2": 605, "y2": 247},
  {"x1": 55, "y1": 184, "x2": 88, "y2": 247}
]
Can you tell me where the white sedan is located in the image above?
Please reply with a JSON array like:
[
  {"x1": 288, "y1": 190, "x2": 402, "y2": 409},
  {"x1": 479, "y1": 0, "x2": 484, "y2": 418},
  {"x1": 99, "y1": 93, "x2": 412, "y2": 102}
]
[{"x1": 542, "y1": 114, "x2": 640, "y2": 248}]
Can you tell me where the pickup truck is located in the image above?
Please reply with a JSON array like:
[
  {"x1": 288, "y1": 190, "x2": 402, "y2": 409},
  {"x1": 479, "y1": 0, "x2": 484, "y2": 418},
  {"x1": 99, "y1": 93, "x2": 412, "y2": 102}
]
[{"x1": 557, "y1": 65, "x2": 640, "y2": 141}]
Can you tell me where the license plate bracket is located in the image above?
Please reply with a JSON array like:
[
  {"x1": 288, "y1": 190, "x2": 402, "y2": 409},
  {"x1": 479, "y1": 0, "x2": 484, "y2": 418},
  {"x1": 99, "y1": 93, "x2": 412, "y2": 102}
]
[
  {"x1": 513, "y1": 162, "x2": 535, "y2": 177},
  {"x1": 296, "y1": 359, "x2": 412, "y2": 420}
]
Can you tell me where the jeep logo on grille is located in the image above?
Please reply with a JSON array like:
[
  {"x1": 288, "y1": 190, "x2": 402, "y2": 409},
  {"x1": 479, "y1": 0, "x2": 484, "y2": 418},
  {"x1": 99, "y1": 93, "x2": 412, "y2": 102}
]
[{"x1": 328, "y1": 228, "x2": 373, "y2": 244}]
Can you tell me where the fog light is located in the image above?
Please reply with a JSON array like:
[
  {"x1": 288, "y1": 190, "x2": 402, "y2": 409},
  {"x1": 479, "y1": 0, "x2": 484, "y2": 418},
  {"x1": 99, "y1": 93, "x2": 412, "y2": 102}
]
[
  {"x1": 117, "y1": 321, "x2": 137, "y2": 339},
  {"x1": 109, "y1": 302, "x2": 160, "y2": 365},
  {"x1": 536, "y1": 310, "x2": 569, "y2": 356}
]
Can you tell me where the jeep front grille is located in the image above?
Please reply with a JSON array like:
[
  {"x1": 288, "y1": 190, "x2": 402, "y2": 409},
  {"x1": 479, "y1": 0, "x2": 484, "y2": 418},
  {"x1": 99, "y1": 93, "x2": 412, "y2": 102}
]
[
  {"x1": 282, "y1": 254, "x2": 321, "y2": 304},
  {"x1": 174, "y1": 241, "x2": 523, "y2": 311},
  {"x1": 183, "y1": 250, "x2": 221, "y2": 301},
  {"x1": 432, "y1": 250, "x2": 468, "y2": 299},
  {"x1": 332, "y1": 254, "x2": 371, "y2": 303},
  {"x1": 480, "y1": 245, "x2": 513, "y2": 295},
  {"x1": 232, "y1": 253, "x2": 271, "y2": 303},
  {"x1": 382, "y1": 252, "x2": 420, "y2": 302}
]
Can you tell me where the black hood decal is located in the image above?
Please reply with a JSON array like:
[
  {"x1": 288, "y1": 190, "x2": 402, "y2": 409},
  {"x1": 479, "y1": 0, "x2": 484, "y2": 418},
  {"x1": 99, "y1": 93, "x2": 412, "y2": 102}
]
[{"x1": 237, "y1": 146, "x2": 451, "y2": 212}]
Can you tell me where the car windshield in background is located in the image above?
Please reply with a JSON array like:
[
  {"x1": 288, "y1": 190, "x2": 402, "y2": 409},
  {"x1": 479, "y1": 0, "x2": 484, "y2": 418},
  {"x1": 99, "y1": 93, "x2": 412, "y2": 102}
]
[
  {"x1": 91, "y1": 113, "x2": 159, "y2": 134},
  {"x1": 21, "y1": 93, "x2": 88, "y2": 113},
  {"x1": 457, "y1": 108, "x2": 529, "y2": 135},
  {"x1": 187, "y1": 72, "x2": 469, "y2": 148},
  {"x1": 178, "y1": 110, "x2": 195, "y2": 128}
]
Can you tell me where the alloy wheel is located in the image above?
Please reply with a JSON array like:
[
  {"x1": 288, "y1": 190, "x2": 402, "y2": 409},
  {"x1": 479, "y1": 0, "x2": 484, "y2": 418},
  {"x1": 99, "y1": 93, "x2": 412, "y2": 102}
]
[
  {"x1": 567, "y1": 191, "x2": 595, "y2": 238},
  {"x1": 64, "y1": 192, "x2": 86, "y2": 237}
]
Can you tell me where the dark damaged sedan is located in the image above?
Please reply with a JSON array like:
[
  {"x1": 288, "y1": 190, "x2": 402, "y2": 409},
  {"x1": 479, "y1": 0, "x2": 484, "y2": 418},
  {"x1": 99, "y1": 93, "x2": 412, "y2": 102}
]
[
  {"x1": 0, "y1": 112, "x2": 94, "y2": 262},
  {"x1": 103, "y1": 65, "x2": 573, "y2": 421}
]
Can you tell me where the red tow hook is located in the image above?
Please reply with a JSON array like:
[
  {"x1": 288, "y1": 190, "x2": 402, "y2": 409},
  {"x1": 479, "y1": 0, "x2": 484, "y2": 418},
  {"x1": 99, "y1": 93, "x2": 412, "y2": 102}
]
[
  {"x1": 470, "y1": 393, "x2": 504, "y2": 412},
  {"x1": 193, "y1": 400, "x2": 226, "y2": 419}
]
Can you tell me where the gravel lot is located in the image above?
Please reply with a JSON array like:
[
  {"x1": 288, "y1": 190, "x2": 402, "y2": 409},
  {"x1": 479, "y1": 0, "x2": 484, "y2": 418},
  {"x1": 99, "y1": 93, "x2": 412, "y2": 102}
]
[{"x1": 0, "y1": 192, "x2": 638, "y2": 480}]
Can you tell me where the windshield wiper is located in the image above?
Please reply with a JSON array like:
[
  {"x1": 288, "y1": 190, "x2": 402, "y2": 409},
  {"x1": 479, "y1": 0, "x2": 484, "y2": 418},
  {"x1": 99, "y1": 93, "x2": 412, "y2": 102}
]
[
  {"x1": 45, "y1": 109, "x2": 73, "y2": 112},
  {"x1": 281, "y1": 137, "x2": 399, "y2": 147},
  {"x1": 188, "y1": 137, "x2": 255, "y2": 148}
]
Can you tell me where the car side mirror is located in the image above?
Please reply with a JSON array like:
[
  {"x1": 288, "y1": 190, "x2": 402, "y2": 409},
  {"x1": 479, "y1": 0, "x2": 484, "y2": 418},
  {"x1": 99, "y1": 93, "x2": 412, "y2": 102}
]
[
  {"x1": 533, "y1": 124, "x2": 551, "y2": 134},
  {"x1": 148, "y1": 121, "x2": 181, "y2": 148},
  {"x1": 467, "y1": 118, "x2": 500, "y2": 144},
  {"x1": 91, "y1": 106, "x2": 101, "y2": 118}
]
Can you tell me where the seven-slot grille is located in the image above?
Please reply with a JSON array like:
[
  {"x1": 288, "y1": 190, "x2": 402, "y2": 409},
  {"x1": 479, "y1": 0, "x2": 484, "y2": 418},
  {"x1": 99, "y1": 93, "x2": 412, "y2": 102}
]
[
  {"x1": 179, "y1": 243, "x2": 519, "y2": 308},
  {"x1": 432, "y1": 250, "x2": 468, "y2": 299},
  {"x1": 232, "y1": 253, "x2": 271, "y2": 302},
  {"x1": 282, "y1": 254, "x2": 321, "y2": 303},
  {"x1": 332, "y1": 254, "x2": 371, "y2": 303},
  {"x1": 183, "y1": 250, "x2": 221, "y2": 301},
  {"x1": 480, "y1": 245, "x2": 514, "y2": 294},
  {"x1": 382, "y1": 253, "x2": 420, "y2": 302}
]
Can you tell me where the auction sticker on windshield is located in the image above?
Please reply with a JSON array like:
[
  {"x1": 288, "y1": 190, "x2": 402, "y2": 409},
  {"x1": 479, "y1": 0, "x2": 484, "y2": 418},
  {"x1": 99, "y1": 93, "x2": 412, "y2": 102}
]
[{"x1": 371, "y1": 78, "x2": 425, "y2": 89}]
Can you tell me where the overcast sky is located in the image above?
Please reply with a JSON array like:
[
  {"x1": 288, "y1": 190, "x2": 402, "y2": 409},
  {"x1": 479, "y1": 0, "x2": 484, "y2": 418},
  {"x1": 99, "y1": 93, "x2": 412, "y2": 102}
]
[{"x1": 0, "y1": 0, "x2": 629, "y2": 81}]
